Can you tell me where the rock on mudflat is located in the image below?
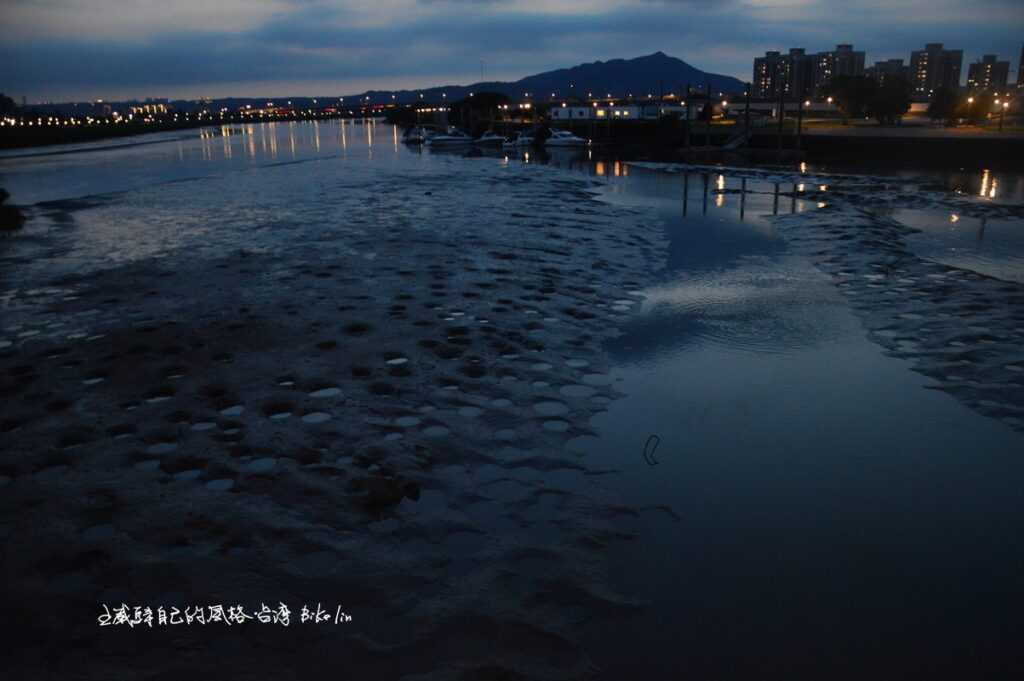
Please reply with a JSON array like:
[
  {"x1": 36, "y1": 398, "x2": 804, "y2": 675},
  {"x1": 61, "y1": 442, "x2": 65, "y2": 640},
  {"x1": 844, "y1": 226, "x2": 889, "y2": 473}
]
[
  {"x1": 0, "y1": 190, "x2": 26, "y2": 231},
  {"x1": 206, "y1": 478, "x2": 235, "y2": 492},
  {"x1": 243, "y1": 457, "x2": 277, "y2": 474},
  {"x1": 349, "y1": 475, "x2": 420, "y2": 509},
  {"x1": 309, "y1": 387, "x2": 342, "y2": 398}
]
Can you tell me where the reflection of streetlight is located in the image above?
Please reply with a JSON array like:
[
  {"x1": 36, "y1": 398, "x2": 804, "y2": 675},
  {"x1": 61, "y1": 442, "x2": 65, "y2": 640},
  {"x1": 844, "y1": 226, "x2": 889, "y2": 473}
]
[
  {"x1": 967, "y1": 96, "x2": 974, "y2": 124},
  {"x1": 1000, "y1": 101, "x2": 1009, "y2": 132}
]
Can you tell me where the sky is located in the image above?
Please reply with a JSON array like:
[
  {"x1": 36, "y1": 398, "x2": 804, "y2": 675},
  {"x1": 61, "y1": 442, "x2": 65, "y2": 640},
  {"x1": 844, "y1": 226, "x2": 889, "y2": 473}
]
[{"x1": 1, "y1": 0, "x2": 1022, "y2": 103}]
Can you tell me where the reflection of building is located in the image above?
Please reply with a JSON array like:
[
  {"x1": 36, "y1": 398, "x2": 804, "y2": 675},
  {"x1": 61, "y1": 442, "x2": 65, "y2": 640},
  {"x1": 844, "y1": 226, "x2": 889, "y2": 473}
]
[
  {"x1": 910, "y1": 43, "x2": 963, "y2": 99},
  {"x1": 754, "y1": 45, "x2": 862, "y2": 100},
  {"x1": 866, "y1": 59, "x2": 910, "y2": 86},
  {"x1": 129, "y1": 103, "x2": 169, "y2": 115},
  {"x1": 967, "y1": 55, "x2": 1010, "y2": 91}
]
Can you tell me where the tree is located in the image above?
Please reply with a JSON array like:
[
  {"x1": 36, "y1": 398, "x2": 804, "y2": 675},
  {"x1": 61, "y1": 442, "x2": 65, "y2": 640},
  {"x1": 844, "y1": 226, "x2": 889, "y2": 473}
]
[
  {"x1": 868, "y1": 77, "x2": 912, "y2": 125},
  {"x1": 821, "y1": 75, "x2": 878, "y2": 123},
  {"x1": 928, "y1": 87, "x2": 960, "y2": 123},
  {"x1": 959, "y1": 90, "x2": 994, "y2": 124},
  {"x1": 697, "y1": 98, "x2": 714, "y2": 122},
  {"x1": 450, "y1": 91, "x2": 511, "y2": 134},
  {"x1": 0, "y1": 93, "x2": 17, "y2": 116}
]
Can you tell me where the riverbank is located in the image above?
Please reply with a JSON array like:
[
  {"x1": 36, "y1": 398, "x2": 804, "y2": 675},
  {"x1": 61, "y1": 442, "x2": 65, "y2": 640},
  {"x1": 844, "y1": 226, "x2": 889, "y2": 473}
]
[{"x1": 0, "y1": 111, "x2": 374, "y2": 151}]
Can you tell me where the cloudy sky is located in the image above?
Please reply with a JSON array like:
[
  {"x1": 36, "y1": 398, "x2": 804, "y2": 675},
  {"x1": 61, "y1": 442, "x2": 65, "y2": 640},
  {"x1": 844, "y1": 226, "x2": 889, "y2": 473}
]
[{"x1": 1, "y1": 0, "x2": 1021, "y2": 102}]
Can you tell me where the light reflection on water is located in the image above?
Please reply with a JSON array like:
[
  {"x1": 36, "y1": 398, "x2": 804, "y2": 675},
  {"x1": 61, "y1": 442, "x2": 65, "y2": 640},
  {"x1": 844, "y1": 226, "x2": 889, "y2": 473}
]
[
  {"x1": 900, "y1": 207, "x2": 1024, "y2": 284},
  {"x1": 574, "y1": 162, "x2": 1024, "y2": 678}
]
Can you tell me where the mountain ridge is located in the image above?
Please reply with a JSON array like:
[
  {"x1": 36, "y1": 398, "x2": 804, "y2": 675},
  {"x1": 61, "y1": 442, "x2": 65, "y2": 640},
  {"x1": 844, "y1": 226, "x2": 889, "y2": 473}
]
[{"x1": 357, "y1": 52, "x2": 746, "y2": 103}]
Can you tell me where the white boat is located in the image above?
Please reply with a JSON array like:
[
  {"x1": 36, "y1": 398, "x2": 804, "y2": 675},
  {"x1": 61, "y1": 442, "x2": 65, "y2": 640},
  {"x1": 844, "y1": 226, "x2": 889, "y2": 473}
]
[
  {"x1": 545, "y1": 130, "x2": 588, "y2": 147},
  {"x1": 474, "y1": 131, "x2": 506, "y2": 146},
  {"x1": 425, "y1": 128, "x2": 474, "y2": 147},
  {"x1": 501, "y1": 132, "x2": 534, "y2": 148}
]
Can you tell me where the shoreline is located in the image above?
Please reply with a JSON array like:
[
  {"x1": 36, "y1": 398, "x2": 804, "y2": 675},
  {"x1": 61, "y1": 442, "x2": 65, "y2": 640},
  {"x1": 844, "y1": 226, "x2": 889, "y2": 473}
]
[{"x1": 5, "y1": 116, "x2": 1023, "y2": 170}]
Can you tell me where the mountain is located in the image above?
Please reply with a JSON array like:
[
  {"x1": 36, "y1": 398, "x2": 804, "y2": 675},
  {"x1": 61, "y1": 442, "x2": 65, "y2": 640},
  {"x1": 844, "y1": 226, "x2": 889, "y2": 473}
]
[
  {"x1": 359, "y1": 52, "x2": 745, "y2": 104},
  {"x1": 26, "y1": 53, "x2": 746, "y2": 114}
]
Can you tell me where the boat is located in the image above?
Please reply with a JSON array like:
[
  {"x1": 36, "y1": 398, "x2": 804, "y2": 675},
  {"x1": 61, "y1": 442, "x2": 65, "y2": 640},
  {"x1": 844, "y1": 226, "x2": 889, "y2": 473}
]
[
  {"x1": 424, "y1": 127, "x2": 474, "y2": 147},
  {"x1": 401, "y1": 126, "x2": 433, "y2": 144},
  {"x1": 501, "y1": 132, "x2": 534, "y2": 148},
  {"x1": 545, "y1": 130, "x2": 588, "y2": 147},
  {"x1": 474, "y1": 131, "x2": 506, "y2": 146}
]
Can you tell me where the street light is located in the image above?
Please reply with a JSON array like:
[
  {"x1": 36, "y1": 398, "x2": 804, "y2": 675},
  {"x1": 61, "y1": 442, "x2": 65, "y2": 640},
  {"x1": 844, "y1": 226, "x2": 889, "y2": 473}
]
[{"x1": 1000, "y1": 101, "x2": 1009, "y2": 132}]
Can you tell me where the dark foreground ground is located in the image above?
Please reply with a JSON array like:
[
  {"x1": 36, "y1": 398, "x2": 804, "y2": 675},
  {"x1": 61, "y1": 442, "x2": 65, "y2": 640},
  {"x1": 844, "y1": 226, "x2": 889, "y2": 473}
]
[{"x1": 1, "y1": 162, "x2": 666, "y2": 680}]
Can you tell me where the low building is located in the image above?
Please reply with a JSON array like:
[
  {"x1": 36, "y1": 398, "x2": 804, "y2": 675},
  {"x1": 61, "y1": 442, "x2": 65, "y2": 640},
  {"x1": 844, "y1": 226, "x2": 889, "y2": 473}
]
[
  {"x1": 550, "y1": 105, "x2": 595, "y2": 121},
  {"x1": 549, "y1": 101, "x2": 690, "y2": 122}
]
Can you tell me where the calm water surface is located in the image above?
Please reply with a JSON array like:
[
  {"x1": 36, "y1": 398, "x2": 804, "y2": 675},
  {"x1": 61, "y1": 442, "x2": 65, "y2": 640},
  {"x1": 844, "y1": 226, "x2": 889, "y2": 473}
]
[
  {"x1": 2, "y1": 122, "x2": 1022, "y2": 676},
  {"x1": 578, "y1": 164, "x2": 1024, "y2": 678}
]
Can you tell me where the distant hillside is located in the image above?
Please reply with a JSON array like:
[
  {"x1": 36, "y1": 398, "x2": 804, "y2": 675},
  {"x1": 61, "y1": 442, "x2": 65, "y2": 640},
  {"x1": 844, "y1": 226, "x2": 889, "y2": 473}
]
[
  {"x1": 362, "y1": 52, "x2": 746, "y2": 103},
  {"x1": 26, "y1": 52, "x2": 746, "y2": 114}
]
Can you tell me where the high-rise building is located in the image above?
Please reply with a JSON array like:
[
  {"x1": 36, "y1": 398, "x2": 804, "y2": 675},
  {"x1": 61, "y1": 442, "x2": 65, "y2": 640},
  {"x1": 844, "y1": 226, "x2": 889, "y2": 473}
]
[
  {"x1": 753, "y1": 51, "x2": 783, "y2": 99},
  {"x1": 812, "y1": 44, "x2": 866, "y2": 89},
  {"x1": 967, "y1": 55, "x2": 1010, "y2": 91},
  {"x1": 1017, "y1": 43, "x2": 1024, "y2": 89},
  {"x1": 753, "y1": 44, "x2": 860, "y2": 100},
  {"x1": 753, "y1": 48, "x2": 814, "y2": 100},
  {"x1": 866, "y1": 59, "x2": 910, "y2": 86},
  {"x1": 910, "y1": 43, "x2": 963, "y2": 99}
]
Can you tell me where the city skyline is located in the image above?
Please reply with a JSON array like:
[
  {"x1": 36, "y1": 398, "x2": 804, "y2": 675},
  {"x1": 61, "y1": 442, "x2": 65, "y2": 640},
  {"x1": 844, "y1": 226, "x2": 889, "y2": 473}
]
[{"x1": 1, "y1": 0, "x2": 1022, "y2": 103}]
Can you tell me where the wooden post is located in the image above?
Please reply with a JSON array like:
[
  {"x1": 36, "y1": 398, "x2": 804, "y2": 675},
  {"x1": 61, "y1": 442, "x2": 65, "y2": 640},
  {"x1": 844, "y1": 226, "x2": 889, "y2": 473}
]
[
  {"x1": 704, "y1": 80, "x2": 711, "y2": 149},
  {"x1": 684, "y1": 83, "x2": 691, "y2": 149},
  {"x1": 740, "y1": 177, "x2": 747, "y2": 221},
  {"x1": 744, "y1": 83, "x2": 751, "y2": 134},
  {"x1": 702, "y1": 173, "x2": 708, "y2": 215},
  {"x1": 683, "y1": 171, "x2": 689, "y2": 217},
  {"x1": 796, "y1": 98, "x2": 804, "y2": 150},
  {"x1": 776, "y1": 76, "x2": 785, "y2": 156}
]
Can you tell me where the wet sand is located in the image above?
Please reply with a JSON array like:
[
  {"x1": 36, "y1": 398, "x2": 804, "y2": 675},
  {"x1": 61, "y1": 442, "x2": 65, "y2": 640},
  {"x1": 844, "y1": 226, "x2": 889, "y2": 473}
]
[{"x1": 1, "y1": 162, "x2": 665, "y2": 679}]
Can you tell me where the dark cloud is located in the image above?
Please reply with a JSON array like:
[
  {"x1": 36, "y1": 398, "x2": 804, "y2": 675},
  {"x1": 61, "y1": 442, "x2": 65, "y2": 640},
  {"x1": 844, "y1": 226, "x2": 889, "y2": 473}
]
[{"x1": 1, "y1": 1, "x2": 1021, "y2": 101}]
